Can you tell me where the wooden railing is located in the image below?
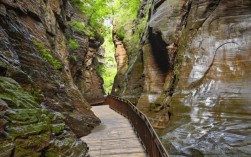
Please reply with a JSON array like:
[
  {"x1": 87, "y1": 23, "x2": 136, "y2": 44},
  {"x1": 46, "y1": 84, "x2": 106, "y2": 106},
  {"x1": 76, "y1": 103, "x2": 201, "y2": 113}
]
[
  {"x1": 87, "y1": 97, "x2": 105, "y2": 106},
  {"x1": 105, "y1": 95, "x2": 169, "y2": 157}
]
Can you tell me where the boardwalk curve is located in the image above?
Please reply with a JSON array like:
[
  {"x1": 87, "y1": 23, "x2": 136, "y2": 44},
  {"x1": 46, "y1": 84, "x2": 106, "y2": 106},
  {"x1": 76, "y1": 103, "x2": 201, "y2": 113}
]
[{"x1": 81, "y1": 105, "x2": 147, "y2": 157}]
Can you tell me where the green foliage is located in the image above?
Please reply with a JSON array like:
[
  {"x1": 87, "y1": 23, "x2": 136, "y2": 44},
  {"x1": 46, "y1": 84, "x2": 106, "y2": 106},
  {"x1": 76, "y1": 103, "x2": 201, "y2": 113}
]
[
  {"x1": 70, "y1": 0, "x2": 144, "y2": 37},
  {"x1": 112, "y1": 0, "x2": 147, "y2": 46},
  {"x1": 97, "y1": 29, "x2": 117, "y2": 93},
  {"x1": 68, "y1": 39, "x2": 79, "y2": 63},
  {"x1": 51, "y1": 124, "x2": 65, "y2": 135},
  {"x1": 115, "y1": 27, "x2": 125, "y2": 39},
  {"x1": 112, "y1": 0, "x2": 142, "y2": 20},
  {"x1": 70, "y1": 54, "x2": 78, "y2": 62},
  {"x1": 102, "y1": 66, "x2": 117, "y2": 93},
  {"x1": 68, "y1": 38, "x2": 80, "y2": 50},
  {"x1": 97, "y1": 63, "x2": 117, "y2": 93},
  {"x1": 33, "y1": 40, "x2": 62, "y2": 70},
  {"x1": 113, "y1": 0, "x2": 150, "y2": 63},
  {"x1": 69, "y1": 20, "x2": 95, "y2": 37},
  {"x1": 68, "y1": 20, "x2": 85, "y2": 31},
  {"x1": 70, "y1": 0, "x2": 112, "y2": 36},
  {"x1": 112, "y1": 0, "x2": 142, "y2": 30}
]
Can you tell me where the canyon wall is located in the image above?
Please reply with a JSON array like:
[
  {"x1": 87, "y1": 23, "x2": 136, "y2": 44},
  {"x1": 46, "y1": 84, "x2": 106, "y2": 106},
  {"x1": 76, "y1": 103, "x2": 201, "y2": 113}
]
[
  {"x1": 0, "y1": 0, "x2": 105, "y2": 156},
  {"x1": 113, "y1": 0, "x2": 251, "y2": 156}
]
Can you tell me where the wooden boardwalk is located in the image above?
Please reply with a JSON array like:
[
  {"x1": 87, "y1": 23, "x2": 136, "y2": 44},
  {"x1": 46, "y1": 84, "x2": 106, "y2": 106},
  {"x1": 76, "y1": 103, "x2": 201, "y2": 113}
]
[{"x1": 81, "y1": 105, "x2": 147, "y2": 157}]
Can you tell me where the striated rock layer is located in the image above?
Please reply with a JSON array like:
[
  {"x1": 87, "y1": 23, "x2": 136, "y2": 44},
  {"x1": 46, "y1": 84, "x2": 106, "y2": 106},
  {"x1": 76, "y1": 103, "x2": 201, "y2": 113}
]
[
  {"x1": 0, "y1": 0, "x2": 104, "y2": 156},
  {"x1": 113, "y1": 0, "x2": 251, "y2": 156},
  {"x1": 0, "y1": 77, "x2": 88, "y2": 156}
]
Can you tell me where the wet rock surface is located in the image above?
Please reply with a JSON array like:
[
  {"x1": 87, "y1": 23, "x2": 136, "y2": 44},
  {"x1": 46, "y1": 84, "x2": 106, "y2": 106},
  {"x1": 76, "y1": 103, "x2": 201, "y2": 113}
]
[
  {"x1": 0, "y1": 77, "x2": 88, "y2": 156},
  {"x1": 113, "y1": 0, "x2": 251, "y2": 156},
  {"x1": 0, "y1": 0, "x2": 104, "y2": 156},
  {"x1": 159, "y1": 0, "x2": 251, "y2": 156}
]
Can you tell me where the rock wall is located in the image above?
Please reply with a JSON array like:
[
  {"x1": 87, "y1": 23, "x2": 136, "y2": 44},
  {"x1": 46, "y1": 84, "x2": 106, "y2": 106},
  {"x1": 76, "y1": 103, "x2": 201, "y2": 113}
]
[
  {"x1": 111, "y1": 0, "x2": 148, "y2": 102},
  {"x1": 112, "y1": 0, "x2": 184, "y2": 125},
  {"x1": 136, "y1": 0, "x2": 190, "y2": 128},
  {"x1": 0, "y1": 0, "x2": 104, "y2": 156},
  {"x1": 111, "y1": 33, "x2": 128, "y2": 95},
  {"x1": 69, "y1": 11, "x2": 105, "y2": 103},
  {"x1": 111, "y1": 33, "x2": 144, "y2": 102},
  {"x1": 0, "y1": 77, "x2": 87, "y2": 156},
  {"x1": 162, "y1": 0, "x2": 251, "y2": 156},
  {"x1": 113, "y1": 0, "x2": 251, "y2": 156}
]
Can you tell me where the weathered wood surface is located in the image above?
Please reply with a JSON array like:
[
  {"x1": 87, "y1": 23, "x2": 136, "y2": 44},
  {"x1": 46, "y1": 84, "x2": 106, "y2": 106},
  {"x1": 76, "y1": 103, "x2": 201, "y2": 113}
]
[{"x1": 81, "y1": 105, "x2": 147, "y2": 157}]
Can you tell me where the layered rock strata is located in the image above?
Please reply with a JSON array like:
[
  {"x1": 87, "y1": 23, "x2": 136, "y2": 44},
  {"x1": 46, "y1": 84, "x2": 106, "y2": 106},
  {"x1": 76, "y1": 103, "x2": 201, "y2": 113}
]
[
  {"x1": 113, "y1": 0, "x2": 251, "y2": 156},
  {"x1": 0, "y1": 0, "x2": 104, "y2": 156}
]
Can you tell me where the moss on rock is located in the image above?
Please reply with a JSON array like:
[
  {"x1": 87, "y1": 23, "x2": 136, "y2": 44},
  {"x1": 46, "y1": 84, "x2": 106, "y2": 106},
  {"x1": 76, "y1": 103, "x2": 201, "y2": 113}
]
[
  {"x1": 0, "y1": 77, "x2": 39, "y2": 109},
  {"x1": 51, "y1": 123, "x2": 65, "y2": 135},
  {"x1": 0, "y1": 140, "x2": 14, "y2": 157},
  {"x1": 0, "y1": 76, "x2": 88, "y2": 156},
  {"x1": 32, "y1": 40, "x2": 62, "y2": 70}
]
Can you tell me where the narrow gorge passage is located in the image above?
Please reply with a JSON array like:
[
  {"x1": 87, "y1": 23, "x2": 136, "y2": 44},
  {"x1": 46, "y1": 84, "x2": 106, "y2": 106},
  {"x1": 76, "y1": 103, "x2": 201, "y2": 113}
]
[{"x1": 0, "y1": 0, "x2": 251, "y2": 157}]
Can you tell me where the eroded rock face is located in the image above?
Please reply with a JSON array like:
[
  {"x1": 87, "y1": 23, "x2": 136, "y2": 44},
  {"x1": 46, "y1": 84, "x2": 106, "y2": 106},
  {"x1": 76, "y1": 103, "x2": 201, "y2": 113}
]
[
  {"x1": 161, "y1": 0, "x2": 251, "y2": 156},
  {"x1": 113, "y1": 0, "x2": 187, "y2": 126},
  {"x1": 0, "y1": 0, "x2": 103, "y2": 156},
  {"x1": 113, "y1": 0, "x2": 251, "y2": 156},
  {"x1": 136, "y1": 0, "x2": 191, "y2": 124},
  {"x1": 112, "y1": 34, "x2": 129, "y2": 95},
  {"x1": 111, "y1": 1, "x2": 147, "y2": 103},
  {"x1": 68, "y1": 12, "x2": 105, "y2": 104},
  {"x1": 0, "y1": 77, "x2": 88, "y2": 156}
]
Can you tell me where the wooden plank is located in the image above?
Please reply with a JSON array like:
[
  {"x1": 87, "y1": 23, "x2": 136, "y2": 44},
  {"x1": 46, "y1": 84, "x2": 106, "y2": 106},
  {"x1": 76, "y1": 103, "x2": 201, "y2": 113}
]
[{"x1": 81, "y1": 105, "x2": 147, "y2": 157}]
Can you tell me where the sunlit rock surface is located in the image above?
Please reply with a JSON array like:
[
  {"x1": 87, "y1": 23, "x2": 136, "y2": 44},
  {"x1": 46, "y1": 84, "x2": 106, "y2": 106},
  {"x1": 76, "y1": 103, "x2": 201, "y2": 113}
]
[{"x1": 111, "y1": 34, "x2": 129, "y2": 95}]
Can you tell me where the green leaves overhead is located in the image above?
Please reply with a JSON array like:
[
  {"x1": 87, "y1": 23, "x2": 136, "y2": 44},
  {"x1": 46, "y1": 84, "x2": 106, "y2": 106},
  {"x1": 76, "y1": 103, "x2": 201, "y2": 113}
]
[
  {"x1": 112, "y1": 0, "x2": 142, "y2": 40},
  {"x1": 69, "y1": 20, "x2": 95, "y2": 36},
  {"x1": 70, "y1": 0, "x2": 142, "y2": 35},
  {"x1": 112, "y1": 0, "x2": 142, "y2": 19},
  {"x1": 71, "y1": 0, "x2": 113, "y2": 35}
]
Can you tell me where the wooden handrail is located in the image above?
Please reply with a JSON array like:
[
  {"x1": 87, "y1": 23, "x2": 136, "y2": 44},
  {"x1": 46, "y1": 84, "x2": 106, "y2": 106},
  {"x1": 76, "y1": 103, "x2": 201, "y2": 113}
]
[
  {"x1": 87, "y1": 96, "x2": 107, "y2": 106},
  {"x1": 105, "y1": 95, "x2": 169, "y2": 157}
]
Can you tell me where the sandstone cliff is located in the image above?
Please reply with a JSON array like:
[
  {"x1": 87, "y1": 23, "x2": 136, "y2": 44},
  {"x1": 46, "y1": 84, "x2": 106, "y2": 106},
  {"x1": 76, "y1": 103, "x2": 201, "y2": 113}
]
[
  {"x1": 112, "y1": 0, "x2": 251, "y2": 156},
  {"x1": 0, "y1": 0, "x2": 104, "y2": 156}
]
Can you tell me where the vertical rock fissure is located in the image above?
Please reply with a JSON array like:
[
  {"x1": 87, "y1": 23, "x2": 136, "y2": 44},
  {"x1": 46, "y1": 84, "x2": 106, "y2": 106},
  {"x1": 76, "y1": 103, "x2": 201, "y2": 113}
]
[{"x1": 148, "y1": 28, "x2": 170, "y2": 74}]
